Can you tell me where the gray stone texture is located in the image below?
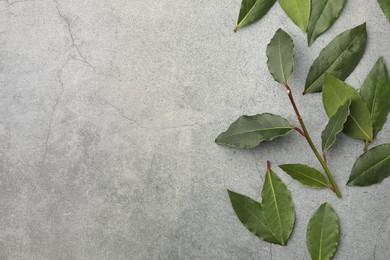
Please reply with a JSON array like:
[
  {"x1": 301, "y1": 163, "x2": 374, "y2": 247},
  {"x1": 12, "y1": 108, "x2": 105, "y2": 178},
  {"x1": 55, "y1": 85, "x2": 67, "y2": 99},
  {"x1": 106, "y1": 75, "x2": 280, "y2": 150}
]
[{"x1": 0, "y1": 0, "x2": 389, "y2": 259}]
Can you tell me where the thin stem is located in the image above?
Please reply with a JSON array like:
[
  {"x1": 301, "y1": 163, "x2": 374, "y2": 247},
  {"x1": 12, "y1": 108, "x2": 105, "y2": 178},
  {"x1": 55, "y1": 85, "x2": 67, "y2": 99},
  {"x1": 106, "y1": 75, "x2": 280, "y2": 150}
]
[
  {"x1": 364, "y1": 140, "x2": 369, "y2": 152},
  {"x1": 284, "y1": 84, "x2": 342, "y2": 198},
  {"x1": 293, "y1": 126, "x2": 305, "y2": 137}
]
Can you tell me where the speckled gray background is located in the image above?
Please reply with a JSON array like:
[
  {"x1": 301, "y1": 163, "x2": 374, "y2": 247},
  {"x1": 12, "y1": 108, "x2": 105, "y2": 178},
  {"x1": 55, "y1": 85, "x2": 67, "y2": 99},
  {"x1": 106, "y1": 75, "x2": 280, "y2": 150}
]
[{"x1": 0, "y1": 0, "x2": 389, "y2": 259}]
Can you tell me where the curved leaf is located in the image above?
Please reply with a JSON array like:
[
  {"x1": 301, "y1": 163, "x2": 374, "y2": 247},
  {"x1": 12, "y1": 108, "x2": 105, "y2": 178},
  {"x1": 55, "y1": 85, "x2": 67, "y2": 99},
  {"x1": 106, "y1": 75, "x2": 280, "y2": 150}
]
[
  {"x1": 360, "y1": 57, "x2": 390, "y2": 138},
  {"x1": 347, "y1": 143, "x2": 390, "y2": 186},
  {"x1": 304, "y1": 23, "x2": 367, "y2": 94},
  {"x1": 307, "y1": 0, "x2": 346, "y2": 46},
  {"x1": 322, "y1": 74, "x2": 373, "y2": 141},
  {"x1": 261, "y1": 168, "x2": 295, "y2": 245},
  {"x1": 278, "y1": 0, "x2": 310, "y2": 31},
  {"x1": 227, "y1": 190, "x2": 280, "y2": 244},
  {"x1": 321, "y1": 98, "x2": 351, "y2": 152},
  {"x1": 279, "y1": 164, "x2": 328, "y2": 188},
  {"x1": 307, "y1": 203, "x2": 339, "y2": 260},
  {"x1": 266, "y1": 29, "x2": 294, "y2": 84},
  {"x1": 234, "y1": 0, "x2": 277, "y2": 32},
  {"x1": 378, "y1": 0, "x2": 390, "y2": 22},
  {"x1": 215, "y1": 113, "x2": 293, "y2": 148}
]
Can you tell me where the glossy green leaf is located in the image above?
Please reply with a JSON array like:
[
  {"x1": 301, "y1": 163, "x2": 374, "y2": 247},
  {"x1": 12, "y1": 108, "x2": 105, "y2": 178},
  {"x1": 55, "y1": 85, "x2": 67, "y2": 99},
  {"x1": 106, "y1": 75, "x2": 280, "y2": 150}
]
[
  {"x1": 321, "y1": 99, "x2": 351, "y2": 152},
  {"x1": 227, "y1": 190, "x2": 280, "y2": 244},
  {"x1": 215, "y1": 113, "x2": 293, "y2": 148},
  {"x1": 304, "y1": 23, "x2": 367, "y2": 93},
  {"x1": 307, "y1": 203, "x2": 339, "y2": 260},
  {"x1": 378, "y1": 0, "x2": 390, "y2": 22},
  {"x1": 307, "y1": 0, "x2": 346, "y2": 46},
  {"x1": 279, "y1": 164, "x2": 328, "y2": 188},
  {"x1": 278, "y1": 0, "x2": 310, "y2": 31},
  {"x1": 234, "y1": 0, "x2": 277, "y2": 32},
  {"x1": 322, "y1": 74, "x2": 373, "y2": 141},
  {"x1": 360, "y1": 57, "x2": 390, "y2": 138},
  {"x1": 261, "y1": 168, "x2": 295, "y2": 245},
  {"x1": 266, "y1": 29, "x2": 294, "y2": 84},
  {"x1": 347, "y1": 143, "x2": 390, "y2": 186}
]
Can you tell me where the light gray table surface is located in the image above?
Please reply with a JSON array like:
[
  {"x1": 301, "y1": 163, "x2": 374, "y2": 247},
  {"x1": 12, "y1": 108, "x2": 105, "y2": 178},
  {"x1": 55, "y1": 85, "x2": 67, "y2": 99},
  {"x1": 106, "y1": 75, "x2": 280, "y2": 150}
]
[{"x1": 0, "y1": 0, "x2": 389, "y2": 259}]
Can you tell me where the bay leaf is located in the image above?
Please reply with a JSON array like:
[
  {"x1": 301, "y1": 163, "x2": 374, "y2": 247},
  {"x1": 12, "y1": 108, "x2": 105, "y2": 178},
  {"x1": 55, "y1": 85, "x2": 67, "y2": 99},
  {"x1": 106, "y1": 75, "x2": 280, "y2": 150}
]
[
  {"x1": 304, "y1": 23, "x2": 367, "y2": 94},
  {"x1": 321, "y1": 99, "x2": 351, "y2": 152},
  {"x1": 261, "y1": 167, "x2": 295, "y2": 245},
  {"x1": 378, "y1": 0, "x2": 390, "y2": 22},
  {"x1": 307, "y1": 0, "x2": 346, "y2": 46},
  {"x1": 215, "y1": 113, "x2": 293, "y2": 148},
  {"x1": 266, "y1": 29, "x2": 294, "y2": 85},
  {"x1": 322, "y1": 74, "x2": 373, "y2": 141},
  {"x1": 279, "y1": 164, "x2": 328, "y2": 188},
  {"x1": 227, "y1": 190, "x2": 280, "y2": 244},
  {"x1": 307, "y1": 202, "x2": 339, "y2": 260},
  {"x1": 360, "y1": 57, "x2": 390, "y2": 138},
  {"x1": 278, "y1": 0, "x2": 310, "y2": 31},
  {"x1": 234, "y1": 0, "x2": 276, "y2": 32},
  {"x1": 347, "y1": 143, "x2": 390, "y2": 186}
]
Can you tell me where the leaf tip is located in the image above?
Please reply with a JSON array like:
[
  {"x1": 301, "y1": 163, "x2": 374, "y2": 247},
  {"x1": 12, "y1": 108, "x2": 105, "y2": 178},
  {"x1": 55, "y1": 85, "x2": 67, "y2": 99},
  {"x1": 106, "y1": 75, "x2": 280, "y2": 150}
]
[{"x1": 233, "y1": 25, "x2": 238, "y2": 33}]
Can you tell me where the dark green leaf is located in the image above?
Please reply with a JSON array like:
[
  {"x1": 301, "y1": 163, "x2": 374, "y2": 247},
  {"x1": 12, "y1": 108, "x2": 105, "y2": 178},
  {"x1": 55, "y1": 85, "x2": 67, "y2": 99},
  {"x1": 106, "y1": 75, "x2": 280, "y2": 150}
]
[
  {"x1": 307, "y1": 0, "x2": 346, "y2": 46},
  {"x1": 266, "y1": 29, "x2": 294, "y2": 84},
  {"x1": 360, "y1": 57, "x2": 390, "y2": 138},
  {"x1": 321, "y1": 99, "x2": 351, "y2": 152},
  {"x1": 279, "y1": 164, "x2": 328, "y2": 188},
  {"x1": 304, "y1": 23, "x2": 367, "y2": 93},
  {"x1": 307, "y1": 203, "x2": 339, "y2": 260},
  {"x1": 234, "y1": 0, "x2": 276, "y2": 32},
  {"x1": 378, "y1": 0, "x2": 390, "y2": 22},
  {"x1": 261, "y1": 168, "x2": 295, "y2": 245},
  {"x1": 215, "y1": 113, "x2": 293, "y2": 148},
  {"x1": 278, "y1": 0, "x2": 310, "y2": 31},
  {"x1": 347, "y1": 143, "x2": 390, "y2": 186},
  {"x1": 227, "y1": 190, "x2": 280, "y2": 244},
  {"x1": 322, "y1": 74, "x2": 373, "y2": 141}
]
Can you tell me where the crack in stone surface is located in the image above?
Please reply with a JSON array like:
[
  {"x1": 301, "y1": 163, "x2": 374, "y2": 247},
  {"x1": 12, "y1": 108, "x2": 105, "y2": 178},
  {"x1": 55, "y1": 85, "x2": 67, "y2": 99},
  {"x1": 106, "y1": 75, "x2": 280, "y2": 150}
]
[
  {"x1": 52, "y1": 0, "x2": 95, "y2": 71},
  {"x1": 373, "y1": 212, "x2": 390, "y2": 260}
]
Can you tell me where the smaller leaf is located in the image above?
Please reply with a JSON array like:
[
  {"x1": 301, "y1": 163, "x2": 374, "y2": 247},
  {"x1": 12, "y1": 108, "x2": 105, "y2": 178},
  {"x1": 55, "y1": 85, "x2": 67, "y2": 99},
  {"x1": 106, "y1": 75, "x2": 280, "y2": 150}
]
[
  {"x1": 321, "y1": 99, "x2": 351, "y2": 152},
  {"x1": 307, "y1": 202, "x2": 339, "y2": 260},
  {"x1": 307, "y1": 0, "x2": 346, "y2": 46},
  {"x1": 347, "y1": 143, "x2": 390, "y2": 186},
  {"x1": 360, "y1": 57, "x2": 390, "y2": 138},
  {"x1": 266, "y1": 29, "x2": 294, "y2": 84},
  {"x1": 279, "y1": 164, "x2": 328, "y2": 188},
  {"x1": 227, "y1": 190, "x2": 280, "y2": 244},
  {"x1": 234, "y1": 0, "x2": 277, "y2": 32},
  {"x1": 378, "y1": 0, "x2": 390, "y2": 22},
  {"x1": 215, "y1": 113, "x2": 293, "y2": 148},
  {"x1": 278, "y1": 0, "x2": 311, "y2": 31},
  {"x1": 262, "y1": 167, "x2": 295, "y2": 245}
]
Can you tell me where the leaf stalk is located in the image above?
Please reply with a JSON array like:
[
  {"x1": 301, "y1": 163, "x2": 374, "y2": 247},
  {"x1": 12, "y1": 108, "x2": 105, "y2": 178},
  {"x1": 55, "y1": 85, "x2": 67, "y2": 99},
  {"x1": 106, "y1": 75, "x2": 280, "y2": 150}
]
[{"x1": 284, "y1": 84, "x2": 342, "y2": 198}]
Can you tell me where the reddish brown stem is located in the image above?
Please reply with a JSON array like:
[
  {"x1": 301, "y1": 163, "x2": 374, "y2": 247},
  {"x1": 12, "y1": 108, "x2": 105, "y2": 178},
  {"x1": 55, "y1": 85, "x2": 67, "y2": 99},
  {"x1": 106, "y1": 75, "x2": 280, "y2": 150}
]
[
  {"x1": 283, "y1": 84, "x2": 341, "y2": 198},
  {"x1": 293, "y1": 126, "x2": 305, "y2": 137}
]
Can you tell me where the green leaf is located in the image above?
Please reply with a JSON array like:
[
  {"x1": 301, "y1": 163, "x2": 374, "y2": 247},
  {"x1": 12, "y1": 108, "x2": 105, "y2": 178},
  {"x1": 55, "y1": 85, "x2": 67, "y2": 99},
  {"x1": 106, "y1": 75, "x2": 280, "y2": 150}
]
[
  {"x1": 261, "y1": 168, "x2": 295, "y2": 245},
  {"x1": 279, "y1": 164, "x2": 328, "y2": 188},
  {"x1": 234, "y1": 0, "x2": 277, "y2": 32},
  {"x1": 378, "y1": 0, "x2": 390, "y2": 22},
  {"x1": 347, "y1": 143, "x2": 390, "y2": 186},
  {"x1": 278, "y1": 0, "x2": 310, "y2": 31},
  {"x1": 307, "y1": 0, "x2": 346, "y2": 46},
  {"x1": 322, "y1": 74, "x2": 373, "y2": 141},
  {"x1": 215, "y1": 113, "x2": 293, "y2": 148},
  {"x1": 306, "y1": 202, "x2": 339, "y2": 260},
  {"x1": 304, "y1": 23, "x2": 367, "y2": 94},
  {"x1": 360, "y1": 57, "x2": 390, "y2": 138},
  {"x1": 227, "y1": 190, "x2": 280, "y2": 244},
  {"x1": 266, "y1": 29, "x2": 294, "y2": 84},
  {"x1": 321, "y1": 99, "x2": 351, "y2": 152}
]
